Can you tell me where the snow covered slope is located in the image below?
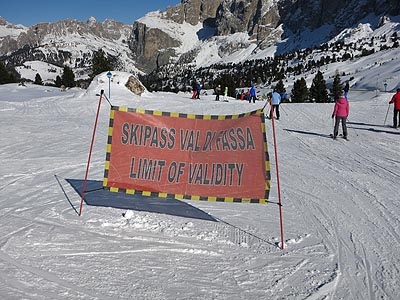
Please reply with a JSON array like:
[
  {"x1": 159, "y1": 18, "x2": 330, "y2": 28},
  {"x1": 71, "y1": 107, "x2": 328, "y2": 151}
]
[
  {"x1": 0, "y1": 69, "x2": 399, "y2": 299},
  {"x1": 0, "y1": 17, "x2": 27, "y2": 38}
]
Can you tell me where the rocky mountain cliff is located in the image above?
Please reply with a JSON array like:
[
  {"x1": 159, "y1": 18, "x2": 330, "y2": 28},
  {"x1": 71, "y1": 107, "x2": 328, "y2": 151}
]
[
  {"x1": 0, "y1": 17, "x2": 137, "y2": 80},
  {"x1": 1, "y1": 0, "x2": 399, "y2": 82},
  {"x1": 129, "y1": 0, "x2": 400, "y2": 71}
]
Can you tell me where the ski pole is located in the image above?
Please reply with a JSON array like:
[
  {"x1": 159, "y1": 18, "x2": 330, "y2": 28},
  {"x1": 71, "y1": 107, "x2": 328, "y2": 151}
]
[
  {"x1": 262, "y1": 98, "x2": 271, "y2": 118},
  {"x1": 347, "y1": 118, "x2": 359, "y2": 137},
  {"x1": 280, "y1": 104, "x2": 288, "y2": 116},
  {"x1": 383, "y1": 104, "x2": 390, "y2": 126},
  {"x1": 79, "y1": 90, "x2": 104, "y2": 216}
]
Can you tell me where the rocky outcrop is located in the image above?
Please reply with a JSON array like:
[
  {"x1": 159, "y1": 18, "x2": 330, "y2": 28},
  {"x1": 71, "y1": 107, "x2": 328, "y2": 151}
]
[
  {"x1": 125, "y1": 75, "x2": 146, "y2": 95},
  {"x1": 278, "y1": 0, "x2": 400, "y2": 34},
  {"x1": 165, "y1": 0, "x2": 223, "y2": 25},
  {"x1": 129, "y1": 0, "x2": 224, "y2": 71},
  {"x1": 128, "y1": 22, "x2": 180, "y2": 73},
  {"x1": 215, "y1": 0, "x2": 279, "y2": 38}
]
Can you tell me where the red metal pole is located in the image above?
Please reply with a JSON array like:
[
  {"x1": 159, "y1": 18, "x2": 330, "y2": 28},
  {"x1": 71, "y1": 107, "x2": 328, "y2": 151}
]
[
  {"x1": 270, "y1": 100, "x2": 285, "y2": 250},
  {"x1": 79, "y1": 90, "x2": 104, "y2": 216}
]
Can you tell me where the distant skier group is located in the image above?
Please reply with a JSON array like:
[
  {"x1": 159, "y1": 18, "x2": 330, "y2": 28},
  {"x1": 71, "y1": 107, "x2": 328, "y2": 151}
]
[
  {"x1": 214, "y1": 85, "x2": 229, "y2": 102},
  {"x1": 329, "y1": 84, "x2": 400, "y2": 140},
  {"x1": 191, "y1": 80, "x2": 400, "y2": 140},
  {"x1": 191, "y1": 83, "x2": 202, "y2": 99}
]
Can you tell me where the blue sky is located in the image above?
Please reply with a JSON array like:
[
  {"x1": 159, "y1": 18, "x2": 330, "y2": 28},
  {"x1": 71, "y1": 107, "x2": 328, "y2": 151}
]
[{"x1": 2, "y1": 0, "x2": 181, "y2": 26}]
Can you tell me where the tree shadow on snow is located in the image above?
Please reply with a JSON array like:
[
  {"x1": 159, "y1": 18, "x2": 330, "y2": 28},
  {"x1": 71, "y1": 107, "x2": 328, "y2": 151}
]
[{"x1": 63, "y1": 178, "x2": 217, "y2": 221}]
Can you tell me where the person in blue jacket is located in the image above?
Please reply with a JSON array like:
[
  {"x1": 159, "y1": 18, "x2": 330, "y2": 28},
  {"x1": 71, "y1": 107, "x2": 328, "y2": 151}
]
[
  {"x1": 196, "y1": 83, "x2": 201, "y2": 99},
  {"x1": 270, "y1": 89, "x2": 281, "y2": 119},
  {"x1": 249, "y1": 85, "x2": 257, "y2": 103}
]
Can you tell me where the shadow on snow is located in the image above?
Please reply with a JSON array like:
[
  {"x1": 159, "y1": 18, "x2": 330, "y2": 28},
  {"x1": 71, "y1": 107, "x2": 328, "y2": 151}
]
[
  {"x1": 55, "y1": 176, "x2": 280, "y2": 249},
  {"x1": 347, "y1": 122, "x2": 400, "y2": 135},
  {"x1": 283, "y1": 128, "x2": 332, "y2": 138},
  {"x1": 61, "y1": 177, "x2": 217, "y2": 222},
  {"x1": 284, "y1": 123, "x2": 400, "y2": 137}
]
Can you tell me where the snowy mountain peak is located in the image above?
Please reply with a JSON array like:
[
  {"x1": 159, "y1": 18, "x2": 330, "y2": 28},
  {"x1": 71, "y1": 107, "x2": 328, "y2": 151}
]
[
  {"x1": 0, "y1": 16, "x2": 28, "y2": 38},
  {"x1": 87, "y1": 16, "x2": 97, "y2": 27}
]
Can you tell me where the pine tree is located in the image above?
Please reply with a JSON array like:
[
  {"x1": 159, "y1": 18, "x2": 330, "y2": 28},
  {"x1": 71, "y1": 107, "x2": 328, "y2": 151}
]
[
  {"x1": 61, "y1": 66, "x2": 75, "y2": 88},
  {"x1": 309, "y1": 71, "x2": 329, "y2": 103},
  {"x1": 34, "y1": 73, "x2": 43, "y2": 85},
  {"x1": 275, "y1": 79, "x2": 286, "y2": 96},
  {"x1": 330, "y1": 73, "x2": 343, "y2": 101},
  {"x1": 217, "y1": 73, "x2": 236, "y2": 98},
  {"x1": 0, "y1": 62, "x2": 16, "y2": 84},
  {"x1": 91, "y1": 49, "x2": 112, "y2": 79},
  {"x1": 291, "y1": 77, "x2": 309, "y2": 103},
  {"x1": 55, "y1": 75, "x2": 62, "y2": 87}
]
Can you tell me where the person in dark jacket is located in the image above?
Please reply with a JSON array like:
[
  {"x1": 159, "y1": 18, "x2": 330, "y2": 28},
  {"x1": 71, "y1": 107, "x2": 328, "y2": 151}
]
[
  {"x1": 389, "y1": 88, "x2": 400, "y2": 128},
  {"x1": 196, "y1": 83, "x2": 201, "y2": 99},
  {"x1": 332, "y1": 91, "x2": 350, "y2": 139},
  {"x1": 214, "y1": 85, "x2": 221, "y2": 101}
]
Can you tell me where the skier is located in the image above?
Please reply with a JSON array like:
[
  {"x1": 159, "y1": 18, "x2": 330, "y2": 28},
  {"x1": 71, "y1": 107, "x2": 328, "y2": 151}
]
[
  {"x1": 269, "y1": 89, "x2": 281, "y2": 120},
  {"x1": 191, "y1": 89, "x2": 197, "y2": 99},
  {"x1": 332, "y1": 90, "x2": 350, "y2": 139},
  {"x1": 389, "y1": 88, "x2": 400, "y2": 128},
  {"x1": 214, "y1": 85, "x2": 221, "y2": 101},
  {"x1": 249, "y1": 85, "x2": 257, "y2": 103},
  {"x1": 245, "y1": 89, "x2": 251, "y2": 101},
  {"x1": 235, "y1": 89, "x2": 240, "y2": 99},
  {"x1": 240, "y1": 89, "x2": 245, "y2": 100},
  {"x1": 223, "y1": 86, "x2": 228, "y2": 101},
  {"x1": 196, "y1": 83, "x2": 201, "y2": 99},
  {"x1": 281, "y1": 91, "x2": 287, "y2": 102}
]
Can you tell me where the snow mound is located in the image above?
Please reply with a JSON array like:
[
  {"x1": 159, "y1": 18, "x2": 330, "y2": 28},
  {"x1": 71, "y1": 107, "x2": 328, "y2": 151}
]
[{"x1": 85, "y1": 71, "x2": 149, "y2": 99}]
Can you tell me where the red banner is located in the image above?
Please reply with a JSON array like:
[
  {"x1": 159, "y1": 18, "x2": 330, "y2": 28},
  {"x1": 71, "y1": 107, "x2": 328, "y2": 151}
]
[{"x1": 103, "y1": 107, "x2": 270, "y2": 203}]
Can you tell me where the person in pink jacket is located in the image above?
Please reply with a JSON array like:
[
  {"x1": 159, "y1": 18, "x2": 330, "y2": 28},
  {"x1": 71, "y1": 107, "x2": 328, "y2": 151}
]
[
  {"x1": 332, "y1": 91, "x2": 350, "y2": 139},
  {"x1": 389, "y1": 88, "x2": 400, "y2": 128}
]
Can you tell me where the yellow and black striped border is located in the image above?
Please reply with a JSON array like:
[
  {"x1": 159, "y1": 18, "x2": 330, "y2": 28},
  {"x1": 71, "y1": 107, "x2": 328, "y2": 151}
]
[{"x1": 103, "y1": 106, "x2": 271, "y2": 204}]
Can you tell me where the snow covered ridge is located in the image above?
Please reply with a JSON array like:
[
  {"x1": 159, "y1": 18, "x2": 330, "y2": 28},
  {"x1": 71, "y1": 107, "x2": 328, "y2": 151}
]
[
  {"x1": 0, "y1": 16, "x2": 141, "y2": 82},
  {"x1": 0, "y1": 16, "x2": 27, "y2": 39}
]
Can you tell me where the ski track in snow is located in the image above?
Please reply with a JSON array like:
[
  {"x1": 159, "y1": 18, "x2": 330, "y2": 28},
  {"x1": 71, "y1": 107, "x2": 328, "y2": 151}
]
[
  {"x1": 278, "y1": 97, "x2": 400, "y2": 300},
  {"x1": 0, "y1": 84, "x2": 399, "y2": 299}
]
